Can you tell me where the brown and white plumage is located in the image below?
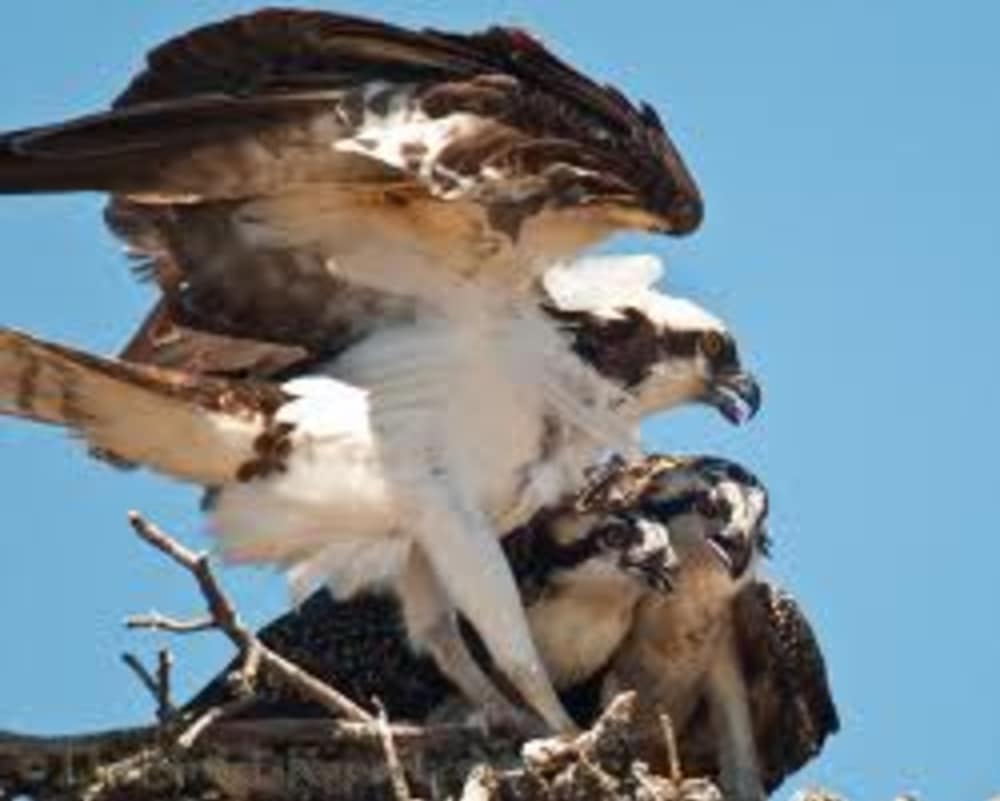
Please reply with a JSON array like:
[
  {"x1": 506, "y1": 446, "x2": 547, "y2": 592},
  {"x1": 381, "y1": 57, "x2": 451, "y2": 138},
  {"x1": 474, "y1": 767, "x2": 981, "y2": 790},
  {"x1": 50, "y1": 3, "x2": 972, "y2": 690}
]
[
  {"x1": 177, "y1": 450, "x2": 836, "y2": 798},
  {"x1": 0, "y1": 8, "x2": 701, "y2": 305},
  {"x1": 0, "y1": 328, "x2": 287, "y2": 485},
  {"x1": 704, "y1": 581, "x2": 839, "y2": 795},
  {"x1": 2, "y1": 8, "x2": 702, "y2": 213},
  {"x1": 599, "y1": 457, "x2": 837, "y2": 801},
  {"x1": 0, "y1": 10, "x2": 711, "y2": 734},
  {"x1": 0, "y1": 251, "x2": 758, "y2": 733}
]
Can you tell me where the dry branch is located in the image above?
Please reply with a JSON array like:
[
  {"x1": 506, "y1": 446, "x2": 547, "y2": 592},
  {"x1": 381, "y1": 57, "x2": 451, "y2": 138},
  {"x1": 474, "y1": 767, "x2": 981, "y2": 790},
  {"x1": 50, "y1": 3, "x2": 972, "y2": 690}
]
[
  {"x1": 119, "y1": 651, "x2": 174, "y2": 725},
  {"x1": 374, "y1": 699, "x2": 415, "y2": 801},
  {"x1": 126, "y1": 511, "x2": 373, "y2": 728},
  {"x1": 0, "y1": 700, "x2": 728, "y2": 801}
]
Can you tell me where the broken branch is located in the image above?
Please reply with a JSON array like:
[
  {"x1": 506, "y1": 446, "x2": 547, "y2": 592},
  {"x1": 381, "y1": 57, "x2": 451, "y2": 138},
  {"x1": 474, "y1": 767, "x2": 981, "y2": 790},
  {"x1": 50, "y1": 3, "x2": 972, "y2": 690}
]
[{"x1": 126, "y1": 511, "x2": 374, "y2": 726}]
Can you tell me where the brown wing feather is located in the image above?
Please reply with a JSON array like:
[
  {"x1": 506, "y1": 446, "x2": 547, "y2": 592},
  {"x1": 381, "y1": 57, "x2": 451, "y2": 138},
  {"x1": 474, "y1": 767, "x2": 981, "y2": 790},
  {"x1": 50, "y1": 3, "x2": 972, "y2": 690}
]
[
  {"x1": 0, "y1": 328, "x2": 287, "y2": 484},
  {"x1": 113, "y1": 9, "x2": 654, "y2": 127},
  {"x1": 117, "y1": 300, "x2": 311, "y2": 378},
  {"x1": 733, "y1": 581, "x2": 840, "y2": 793},
  {"x1": 106, "y1": 197, "x2": 415, "y2": 366},
  {"x1": 0, "y1": 93, "x2": 402, "y2": 196},
  {"x1": 0, "y1": 9, "x2": 701, "y2": 233}
]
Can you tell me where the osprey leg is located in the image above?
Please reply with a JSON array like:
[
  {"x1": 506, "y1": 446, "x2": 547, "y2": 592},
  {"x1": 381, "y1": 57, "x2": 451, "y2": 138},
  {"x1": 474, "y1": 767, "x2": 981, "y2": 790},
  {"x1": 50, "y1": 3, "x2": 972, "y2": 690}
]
[
  {"x1": 396, "y1": 549, "x2": 540, "y2": 730},
  {"x1": 705, "y1": 627, "x2": 766, "y2": 801},
  {"x1": 405, "y1": 484, "x2": 576, "y2": 733}
]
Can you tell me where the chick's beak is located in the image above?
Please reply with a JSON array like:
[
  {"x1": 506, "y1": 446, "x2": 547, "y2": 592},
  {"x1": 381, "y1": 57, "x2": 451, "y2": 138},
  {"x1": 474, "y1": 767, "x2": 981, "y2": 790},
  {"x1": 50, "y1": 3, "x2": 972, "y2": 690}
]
[
  {"x1": 703, "y1": 370, "x2": 762, "y2": 425},
  {"x1": 706, "y1": 521, "x2": 762, "y2": 579}
]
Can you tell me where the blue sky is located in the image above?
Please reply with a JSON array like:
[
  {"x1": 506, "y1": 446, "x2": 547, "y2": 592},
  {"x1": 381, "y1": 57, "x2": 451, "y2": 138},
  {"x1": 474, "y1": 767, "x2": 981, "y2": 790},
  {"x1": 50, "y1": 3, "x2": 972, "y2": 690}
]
[{"x1": 0, "y1": 3, "x2": 997, "y2": 799}]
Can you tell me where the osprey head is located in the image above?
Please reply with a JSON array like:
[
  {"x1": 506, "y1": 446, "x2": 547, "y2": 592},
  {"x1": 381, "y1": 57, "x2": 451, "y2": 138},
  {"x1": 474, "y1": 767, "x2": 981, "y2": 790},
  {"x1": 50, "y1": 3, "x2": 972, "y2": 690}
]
[
  {"x1": 637, "y1": 299, "x2": 762, "y2": 425},
  {"x1": 542, "y1": 255, "x2": 761, "y2": 424},
  {"x1": 551, "y1": 299, "x2": 761, "y2": 425},
  {"x1": 566, "y1": 513, "x2": 679, "y2": 593},
  {"x1": 524, "y1": 508, "x2": 679, "y2": 597},
  {"x1": 636, "y1": 456, "x2": 770, "y2": 583}
]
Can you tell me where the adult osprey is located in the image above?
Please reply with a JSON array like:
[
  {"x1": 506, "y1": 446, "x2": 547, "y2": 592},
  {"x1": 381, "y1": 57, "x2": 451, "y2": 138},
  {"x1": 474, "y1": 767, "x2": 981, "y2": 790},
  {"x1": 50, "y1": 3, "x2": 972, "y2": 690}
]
[
  {"x1": 0, "y1": 10, "x2": 714, "y2": 732},
  {"x1": 0, "y1": 255, "x2": 759, "y2": 730}
]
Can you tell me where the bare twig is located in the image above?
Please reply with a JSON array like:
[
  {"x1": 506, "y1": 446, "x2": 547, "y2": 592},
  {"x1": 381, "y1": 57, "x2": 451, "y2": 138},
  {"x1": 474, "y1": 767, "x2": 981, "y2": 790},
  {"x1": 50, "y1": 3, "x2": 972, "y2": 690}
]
[
  {"x1": 126, "y1": 511, "x2": 374, "y2": 727},
  {"x1": 121, "y1": 653, "x2": 160, "y2": 706},
  {"x1": 659, "y1": 712, "x2": 682, "y2": 784},
  {"x1": 375, "y1": 698, "x2": 414, "y2": 801},
  {"x1": 121, "y1": 651, "x2": 175, "y2": 725},
  {"x1": 176, "y1": 695, "x2": 257, "y2": 750},
  {"x1": 125, "y1": 611, "x2": 215, "y2": 633},
  {"x1": 126, "y1": 512, "x2": 243, "y2": 634},
  {"x1": 156, "y1": 649, "x2": 173, "y2": 724}
]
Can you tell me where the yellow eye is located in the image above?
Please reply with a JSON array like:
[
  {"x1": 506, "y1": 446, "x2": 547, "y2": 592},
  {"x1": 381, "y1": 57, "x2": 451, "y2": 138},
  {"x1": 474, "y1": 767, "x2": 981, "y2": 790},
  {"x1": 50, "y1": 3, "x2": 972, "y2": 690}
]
[{"x1": 701, "y1": 331, "x2": 724, "y2": 358}]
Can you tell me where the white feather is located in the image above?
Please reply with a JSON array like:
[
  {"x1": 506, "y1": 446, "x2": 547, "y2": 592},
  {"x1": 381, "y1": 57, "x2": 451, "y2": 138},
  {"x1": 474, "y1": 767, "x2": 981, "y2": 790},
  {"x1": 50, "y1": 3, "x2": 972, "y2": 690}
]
[
  {"x1": 543, "y1": 253, "x2": 664, "y2": 313},
  {"x1": 332, "y1": 83, "x2": 484, "y2": 200},
  {"x1": 543, "y1": 254, "x2": 726, "y2": 332},
  {"x1": 209, "y1": 374, "x2": 393, "y2": 564},
  {"x1": 287, "y1": 536, "x2": 412, "y2": 604}
]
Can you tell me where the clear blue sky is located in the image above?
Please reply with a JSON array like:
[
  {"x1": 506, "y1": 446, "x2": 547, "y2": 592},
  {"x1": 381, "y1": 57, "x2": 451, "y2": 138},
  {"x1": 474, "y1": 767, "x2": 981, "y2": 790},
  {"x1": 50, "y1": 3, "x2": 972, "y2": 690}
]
[{"x1": 0, "y1": 3, "x2": 997, "y2": 799}]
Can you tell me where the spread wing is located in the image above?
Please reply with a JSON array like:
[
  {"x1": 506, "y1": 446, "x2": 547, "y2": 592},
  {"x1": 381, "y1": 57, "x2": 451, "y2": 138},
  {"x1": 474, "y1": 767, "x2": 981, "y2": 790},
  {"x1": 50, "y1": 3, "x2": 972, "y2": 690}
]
[
  {"x1": 0, "y1": 9, "x2": 700, "y2": 233},
  {"x1": 732, "y1": 580, "x2": 840, "y2": 793},
  {"x1": 0, "y1": 328, "x2": 288, "y2": 484},
  {"x1": 0, "y1": 10, "x2": 701, "y2": 361}
]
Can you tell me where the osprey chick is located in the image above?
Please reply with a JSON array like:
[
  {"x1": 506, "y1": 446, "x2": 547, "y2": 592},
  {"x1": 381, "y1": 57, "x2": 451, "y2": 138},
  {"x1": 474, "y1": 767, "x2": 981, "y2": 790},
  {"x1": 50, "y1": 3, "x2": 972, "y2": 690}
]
[{"x1": 599, "y1": 456, "x2": 837, "y2": 801}]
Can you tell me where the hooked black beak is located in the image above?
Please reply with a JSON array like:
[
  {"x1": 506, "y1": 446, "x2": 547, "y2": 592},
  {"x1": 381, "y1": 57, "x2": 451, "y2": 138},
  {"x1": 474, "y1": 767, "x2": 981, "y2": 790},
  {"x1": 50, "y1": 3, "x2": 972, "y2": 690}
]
[{"x1": 703, "y1": 370, "x2": 762, "y2": 426}]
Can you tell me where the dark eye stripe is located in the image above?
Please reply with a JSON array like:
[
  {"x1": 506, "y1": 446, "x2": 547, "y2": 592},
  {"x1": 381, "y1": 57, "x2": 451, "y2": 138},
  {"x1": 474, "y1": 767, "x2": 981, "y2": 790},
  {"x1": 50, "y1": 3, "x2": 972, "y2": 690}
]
[
  {"x1": 658, "y1": 329, "x2": 741, "y2": 369},
  {"x1": 690, "y1": 457, "x2": 762, "y2": 490},
  {"x1": 640, "y1": 491, "x2": 701, "y2": 522},
  {"x1": 714, "y1": 337, "x2": 739, "y2": 368},
  {"x1": 659, "y1": 330, "x2": 699, "y2": 357}
]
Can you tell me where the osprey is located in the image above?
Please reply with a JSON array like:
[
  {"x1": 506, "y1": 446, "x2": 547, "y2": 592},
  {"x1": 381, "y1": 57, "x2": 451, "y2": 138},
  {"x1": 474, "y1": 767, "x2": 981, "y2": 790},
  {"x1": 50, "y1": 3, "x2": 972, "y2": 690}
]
[
  {"x1": 0, "y1": 10, "x2": 715, "y2": 732},
  {"x1": 0, "y1": 256, "x2": 759, "y2": 730}
]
